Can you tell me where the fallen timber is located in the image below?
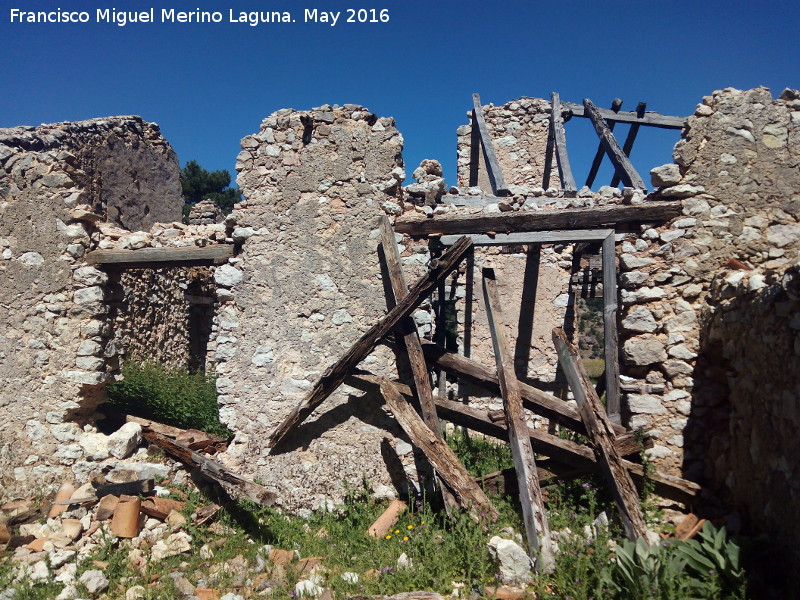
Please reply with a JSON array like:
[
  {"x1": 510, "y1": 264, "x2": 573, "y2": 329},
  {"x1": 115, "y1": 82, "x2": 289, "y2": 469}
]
[
  {"x1": 345, "y1": 374, "x2": 699, "y2": 505},
  {"x1": 394, "y1": 201, "x2": 682, "y2": 236}
]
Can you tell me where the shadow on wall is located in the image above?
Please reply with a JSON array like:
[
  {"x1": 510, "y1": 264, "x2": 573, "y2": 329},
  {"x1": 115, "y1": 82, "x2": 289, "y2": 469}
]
[{"x1": 685, "y1": 266, "x2": 800, "y2": 597}]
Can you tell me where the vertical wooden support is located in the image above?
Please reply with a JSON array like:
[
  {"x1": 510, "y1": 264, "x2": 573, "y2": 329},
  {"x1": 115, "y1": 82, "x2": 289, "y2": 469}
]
[
  {"x1": 585, "y1": 98, "x2": 623, "y2": 188},
  {"x1": 610, "y1": 102, "x2": 647, "y2": 188},
  {"x1": 472, "y1": 93, "x2": 510, "y2": 196},
  {"x1": 482, "y1": 268, "x2": 555, "y2": 573},
  {"x1": 602, "y1": 232, "x2": 621, "y2": 420},
  {"x1": 552, "y1": 328, "x2": 648, "y2": 542},
  {"x1": 582, "y1": 98, "x2": 646, "y2": 191},
  {"x1": 542, "y1": 121, "x2": 555, "y2": 191},
  {"x1": 550, "y1": 92, "x2": 577, "y2": 196}
]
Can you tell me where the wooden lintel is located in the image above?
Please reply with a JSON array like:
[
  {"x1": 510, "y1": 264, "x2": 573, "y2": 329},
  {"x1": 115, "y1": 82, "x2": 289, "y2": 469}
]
[
  {"x1": 472, "y1": 93, "x2": 510, "y2": 197},
  {"x1": 551, "y1": 92, "x2": 577, "y2": 195},
  {"x1": 562, "y1": 102, "x2": 686, "y2": 129},
  {"x1": 611, "y1": 102, "x2": 647, "y2": 188},
  {"x1": 439, "y1": 229, "x2": 614, "y2": 247},
  {"x1": 583, "y1": 98, "x2": 646, "y2": 191},
  {"x1": 394, "y1": 201, "x2": 681, "y2": 236},
  {"x1": 553, "y1": 328, "x2": 648, "y2": 541},
  {"x1": 482, "y1": 268, "x2": 554, "y2": 571},
  {"x1": 266, "y1": 235, "x2": 473, "y2": 447},
  {"x1": 375, "y1": 376, "x2": 499, "y2": 520},
  {"x1": 86, "y1": 244, "x2": 233, "y2": 267},
  {"x1": 586, "y1": 98, "x2": 623, "y2": 188}
]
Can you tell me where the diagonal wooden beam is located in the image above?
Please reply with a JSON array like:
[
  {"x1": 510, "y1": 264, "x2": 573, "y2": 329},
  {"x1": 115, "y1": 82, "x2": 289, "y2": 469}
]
[
  {"x1": 472, "y1": 93, "x2": 510, "y2": 197},
  {"x1": 585, "y1": 98, "x2": 623, "y2": 189},
  {"x1": 550, "y1": 92, "x2": 577, "y2": 196},
  {"x1": 611, "y1": 102, "x2": 647, "y2": 188},
  {"x1": 561, "y1": 102, "x2": 686, "y2": 129},
  {"x1": 266, "y1": 235, "x2": 473, "y2": 448},
  {"x1": 483, "y1": 268, "x2": 554, "y2": 572},
  {"x1": 553, "y1": 328, "x2": 648, "y2": 541},
  {"x1": 583, "y1": 98, "x2": 646, "y2": 191}
]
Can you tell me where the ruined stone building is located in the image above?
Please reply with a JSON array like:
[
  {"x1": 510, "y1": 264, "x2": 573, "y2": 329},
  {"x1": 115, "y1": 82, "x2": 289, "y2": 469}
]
[{"x1": 1, "y1": 87, "x2": 798, "y2": 570}]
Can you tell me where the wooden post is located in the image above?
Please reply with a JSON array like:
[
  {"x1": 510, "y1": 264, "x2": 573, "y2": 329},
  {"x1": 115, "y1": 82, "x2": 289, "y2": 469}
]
[
  {"x1": 267, "y1": 235, "x2": 473, "y2": 447},
  {"x1": 552, "y1": 328, "x2": 648, "y2": 541},
  {"x1": 585, "y1": 98, "x2": 623, "y2": 188},
  {"x1": 482, "y1": 268, "x2": 554, "y2": 572},
  {"x1": 582, "y1": 98, "x2": 646, "y2": 191},
  {"x1": 611, "y1": 102, "x2": 647, "y2": 188},
  {"x1": 550, "y1": 92, "x2": 577, "y2": 196},
  {"x1": 602, "y1": 232, "x2": 621, "y2": 420},
  {"x1": 379, "y1": 217, "x2": 457, "y2": 511},
  {"x1": 374, "y1": 376, "x2": 499, "y2": 520},
  {"x1": 472, "y1": 93, "x2": 510, "y2": 196}
]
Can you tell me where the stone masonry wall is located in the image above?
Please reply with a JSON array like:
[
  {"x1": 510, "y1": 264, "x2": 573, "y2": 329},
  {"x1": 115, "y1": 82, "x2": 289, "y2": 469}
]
[
  {"x1": 620, "y1": 88, "x2": 800, "y2": 496},
  {"x1": 217, "y1": 105, "x2": 411, "y2": 512},
  {"x1": 0, "y1": 117, "x2": 184, "y2": 500}
]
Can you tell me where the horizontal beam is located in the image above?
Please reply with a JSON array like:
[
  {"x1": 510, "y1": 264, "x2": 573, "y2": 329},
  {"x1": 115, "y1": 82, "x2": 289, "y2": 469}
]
[
  {"x1": 395, "y1": 201, "x2": 682, "y2": 236},
  {"x1": 441, "y1": 194, "x2": 499, "y2": 207},
  {"x1": 86, "y1": 244, "x2": 233, "y2": 267},
  {"x1": 561, "y1": 102, "x2": 686, "y2": 129},
  {"x1": 440, "y1": 229, "x2": 614, "y2": 246}
]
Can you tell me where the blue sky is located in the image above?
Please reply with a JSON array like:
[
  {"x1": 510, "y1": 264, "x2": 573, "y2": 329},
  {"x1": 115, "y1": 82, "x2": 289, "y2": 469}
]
[{"x1": 1, "y1": 0, "x2": 798, "y2": 189}]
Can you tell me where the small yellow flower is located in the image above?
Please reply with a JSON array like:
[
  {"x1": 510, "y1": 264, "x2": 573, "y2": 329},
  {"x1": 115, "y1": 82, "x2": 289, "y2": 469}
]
[
  {"x1": 385, "y1": 534, "x2": 392, "y2": 539},
  {"x1": 421, "y1": 521, "x2": 425, "y2": 525},
  {"x1": 394, "y1": 529, "x2": 400, "y2": 534},
  {"x1": 407, "y1": 525, "x2": 414, "y2": 530},
  {"x1": 403, "y1": 536, "x2": 409, "y2": 541}
]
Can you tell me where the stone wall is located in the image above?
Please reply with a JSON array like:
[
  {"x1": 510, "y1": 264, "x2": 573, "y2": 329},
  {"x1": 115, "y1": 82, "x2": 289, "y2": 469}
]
[
  {"x1": 216, "y1": 105, "x2": 411, "y2": 512},
  {"x1": 0, "y1": 116, "x2": 184, "y2": 500}
]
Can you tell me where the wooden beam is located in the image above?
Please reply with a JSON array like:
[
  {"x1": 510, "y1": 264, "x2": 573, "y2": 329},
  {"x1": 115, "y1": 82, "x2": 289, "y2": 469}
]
[
  {"x1": 419, "y1": 341, "x2": 628, "y2": 437},
  {"x1": 86, "y1": 244, "x2": 233, "y2": 267},
  {"x1": 542, "y1": 116, "x2": 556, "y2": 190},
  {"x1": 266, "y1": 236, "x2": 473, "y2": 448},
  {"x1": 482, "y1": 268, "x2": 554, "y2": 571},
  {"x1": 472, "y1": 93, "x2": 510, "y2": 196},
  {"x1": 586, "y1": 98, "x2": 623, "y2": 188},
  {"x1": 611, "y1": 102, "x2": 647, "y2": 188},
  {"x1": 440, "y1": 229, "x2": 614, "y2": 247},
  {"x1": 583, "y1": 98, "x2": 646, "y2": 191},
  {"x1": 562, "y1": 102, "x2": 686, "y2": 129},
  {"x1": 602, "y1": 233, "x2": 622, "y2": 419},
  {"x1": 553, "y1": 328, "x2": 648, "y2": 541},
  {"x1": 550, "y1": 92, "x2": 577, "y2": 196},
  {"x1": 374, "y1": 376, "x2": 499, "y2": 520},
  {"x1": 441, "y1": 194, "x2": 498, "y2": 207},
  {"x1": 346, "y1": 373, "x2": 700, "y2": 505},
  {"x1": 394, "y1": 201, "x2": 682, "y2": 236},
  {"x1": 144, "y1": 432, "x2": 275, "y2": 506},
  {"x1": 379, "y1": 217, "x2": 441, "y2": 436}
]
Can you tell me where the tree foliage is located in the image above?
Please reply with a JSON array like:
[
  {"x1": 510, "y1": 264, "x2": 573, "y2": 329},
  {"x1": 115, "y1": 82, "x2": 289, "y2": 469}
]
[{"x1": 181, "y1": 159, "x2": 242, "y2": 215}]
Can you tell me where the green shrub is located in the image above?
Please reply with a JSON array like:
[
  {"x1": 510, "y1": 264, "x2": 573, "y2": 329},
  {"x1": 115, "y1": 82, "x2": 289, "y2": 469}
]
[{"x1": 106, "y1": 361, "x2": 230, "y2": 437}]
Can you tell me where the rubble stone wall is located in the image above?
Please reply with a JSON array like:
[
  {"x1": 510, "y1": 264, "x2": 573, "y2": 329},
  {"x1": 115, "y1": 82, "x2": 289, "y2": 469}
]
[
  {"x1": 218, "y1": 105, "x2": 411, "y2": 512},
  {"x1": 0, "y1": 117, "x2": 183, "y2": 500}
]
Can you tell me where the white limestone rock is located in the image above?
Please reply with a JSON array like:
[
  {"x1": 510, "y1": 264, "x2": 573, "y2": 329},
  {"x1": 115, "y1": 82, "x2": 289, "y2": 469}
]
[
  {"x1": 107, "y1": 422, "x2": 142, "y2": 460},
  {"x1": 487, "y1": 536, "x2": 532, "y2": 585}
]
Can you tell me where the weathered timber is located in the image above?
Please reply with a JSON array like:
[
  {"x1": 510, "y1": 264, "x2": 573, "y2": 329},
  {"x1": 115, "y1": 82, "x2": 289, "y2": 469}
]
[
  {"x1": 374, "y1": 376, "x2": 499, "y2": 520},
  {"x1": 583, "y1": 98, "x2": 646, "y2": 190},
  {"x1": 379, "y1": 217, "x2": 458, "y2": 511},
  {"x1": 432, "y1": 396, "x2": 698, "y2": 504},
  {"x1": 267, "y1": 236, "x2": 473, "y2": 447},
  {"x1": 542, "y1": 115, "x2": 556, "y2": 190},
  {"x1": 144, "y1": 432, "x2": 275, "y2": 506},
  {"x1": 611, "y1": 102, "x2": 646, "y2": 188},
  {"x1": 553, "y1": 328, "x2": 648, "y2": 541},
  {"x1": 91, "y1": 478, "x2": 154, "y2": 497},
  {"x1": 551, "y1": 92, "x2": 577, "y2": 195},
  {"x1": 439, "y1": 229, "x2": 614, "y2": 247},
  {"x1": 379, "y1": 217, "x2": 441, "y2": 435},
  {"x1": 562, "y1": 102, "x2": 686, "y2": 129},
  {"x1": 586, "y1": 98, "x2": 623, "y2": 188},
  {"x1": 121, "y1": 413, "x2": 228, "y2": 446},
  {"x1": 393, "y1": 201, "x2": 682, "y2": 236},
  {"x1": 86, "y1": 244, "x2": 233, "y2": 267},
  {"x1": 441, "y1": 194, "x2": 499, "y2": 207},
  {"x1": 419, "y1": 341, "x2": 628, "y2": 436},
  {"x1": 482, "y1": 268, "x2": 554, "y2": 571},
  {"x1": 602, "y1": 233, "x2": 622, "y2": 419},
  {"x1": 345, "y1": 373, "x2": 698, "y2": 504},
  {"x1": 472, "y1": 93, "x2": 510, "y2": 196}
]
